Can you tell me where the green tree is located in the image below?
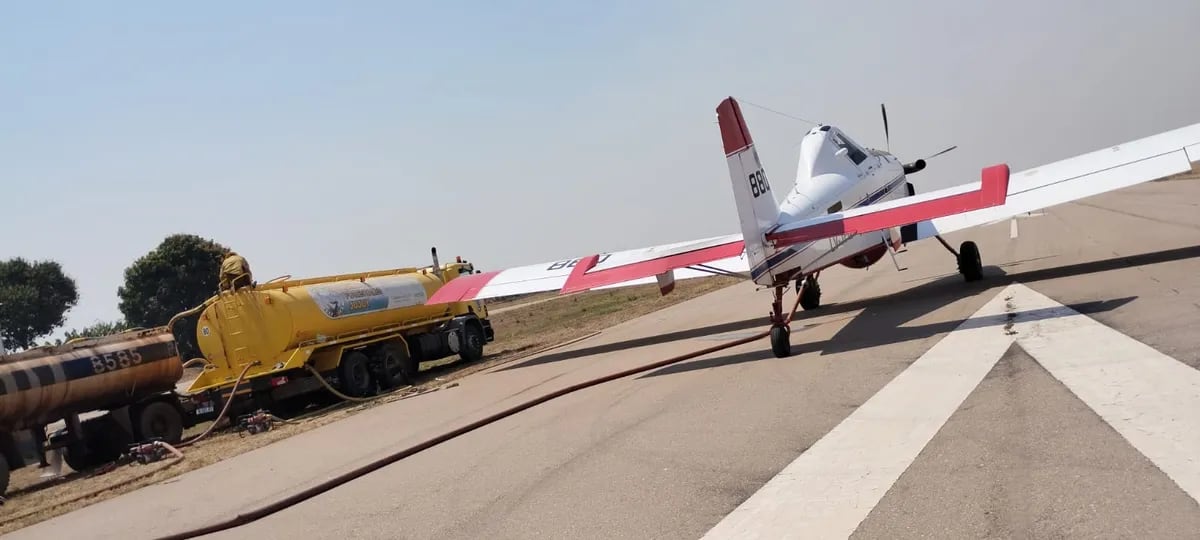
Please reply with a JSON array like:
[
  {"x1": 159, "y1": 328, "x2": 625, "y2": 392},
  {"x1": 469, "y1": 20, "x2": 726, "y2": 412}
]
[
  {"x1": 118, "y1": 234, "x2": 231, "y2": 328},
  {"x1": 0, "y1": 258, "x2": 80, "y2": 351},
  {"x1": 64, "y1": 319, "x2": 134, "y2": 341}
]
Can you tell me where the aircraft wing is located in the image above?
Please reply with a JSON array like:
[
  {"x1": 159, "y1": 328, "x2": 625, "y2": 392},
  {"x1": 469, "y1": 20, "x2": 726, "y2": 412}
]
[
  {"x1": 430, "y1": 116, "x2": 1200, "y2": 305},
  {"x1": 427, "y1": 233, "x2": 750, "y2": 304},
  {"x1": 761, "y1": 120, "x2": 1200, "y2": 249},
  {"x1": 762, "y1": 163, "x2": 1011, "y2": 247},
  {"x1": 897, "y1": 121, "x2": 1200, "y2": 243},
  {"x1": 429, "y1": 161, "x2": 1011, "y2": 306}
]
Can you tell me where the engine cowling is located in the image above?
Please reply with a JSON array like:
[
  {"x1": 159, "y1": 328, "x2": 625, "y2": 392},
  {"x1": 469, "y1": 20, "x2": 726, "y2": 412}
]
[
  {"x1": 839, "y1": 243, "x2": 888, "y2": 269},
  {"x1": 903, "y1": 159, "x2": 926, "y2": 175}
]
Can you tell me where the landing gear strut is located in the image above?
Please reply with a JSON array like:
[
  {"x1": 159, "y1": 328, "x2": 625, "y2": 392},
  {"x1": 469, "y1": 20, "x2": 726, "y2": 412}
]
[{"x1": 934, "y1": 235, "x2": 983, "y2": 282}]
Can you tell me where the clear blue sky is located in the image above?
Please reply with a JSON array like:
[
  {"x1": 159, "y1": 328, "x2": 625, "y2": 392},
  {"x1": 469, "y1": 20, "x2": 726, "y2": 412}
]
[{"x1": 3, "y1": 1, "x2": 1199, "y2": 341}]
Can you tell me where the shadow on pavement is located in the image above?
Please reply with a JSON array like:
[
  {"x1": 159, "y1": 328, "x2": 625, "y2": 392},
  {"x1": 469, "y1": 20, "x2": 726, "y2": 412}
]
[
  {"x1": 495, "y1": 244, "x2": 1200, "y2": 374},
  {"x1": 495, "y1": 316, "x2": 768, "y2": 372},
  {"x1": 996, "y1": 244, "x2": 1200, "y2": 285},
  {"x1": 637, "y1": 294, "x2": 1136, "y2": 379}
]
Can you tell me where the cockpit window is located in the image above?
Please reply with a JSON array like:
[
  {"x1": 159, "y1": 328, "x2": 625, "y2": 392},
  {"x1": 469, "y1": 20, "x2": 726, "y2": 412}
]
[{"x1": 831, "y1": 132, "x2": 868, "y2": 165}]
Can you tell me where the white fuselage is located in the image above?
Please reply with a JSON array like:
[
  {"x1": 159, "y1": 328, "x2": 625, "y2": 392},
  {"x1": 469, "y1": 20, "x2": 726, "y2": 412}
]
[{"x1": 758, "y1": 125, "x2": 910, "y2": 283}]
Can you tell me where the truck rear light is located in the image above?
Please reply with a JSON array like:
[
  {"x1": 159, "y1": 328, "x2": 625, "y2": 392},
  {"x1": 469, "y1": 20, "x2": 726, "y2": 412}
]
[{"x1": 270, "y1": 376, "x2": 288, "y2": 387}]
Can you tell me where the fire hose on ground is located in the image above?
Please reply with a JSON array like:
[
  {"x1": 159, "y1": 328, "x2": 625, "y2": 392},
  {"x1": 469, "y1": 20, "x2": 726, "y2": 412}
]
[
  {"x1": 301, "y1": 329, "x2": 606, "y2": 405},
  {"x1": 153, "y1": 291, "x2": 808, "y2": 540},
  {"x1": 0, "y1": 307, "x2": 600, "y2": 519}
]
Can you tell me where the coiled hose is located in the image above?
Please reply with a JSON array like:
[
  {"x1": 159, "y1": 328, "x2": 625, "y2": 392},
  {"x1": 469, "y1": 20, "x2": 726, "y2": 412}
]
[{"x1": 155, "y1": 290, "x2": 807, "y2": 540}]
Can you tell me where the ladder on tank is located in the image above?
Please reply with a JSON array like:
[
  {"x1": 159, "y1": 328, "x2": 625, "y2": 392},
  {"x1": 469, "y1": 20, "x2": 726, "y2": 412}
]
[{"x1": 218, "y1": 291, "x2": 254, "y2": 372}]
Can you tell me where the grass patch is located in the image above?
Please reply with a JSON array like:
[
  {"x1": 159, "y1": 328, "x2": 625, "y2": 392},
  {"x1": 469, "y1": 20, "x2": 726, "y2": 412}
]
[{"x1": 0, "y1": 275, "x2": 741, "y2": 533}]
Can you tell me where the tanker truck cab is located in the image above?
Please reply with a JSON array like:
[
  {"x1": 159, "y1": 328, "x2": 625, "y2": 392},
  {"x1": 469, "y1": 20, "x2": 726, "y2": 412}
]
[{"x1": 175, "y1": 248, "x2": 494, "y2": 421}]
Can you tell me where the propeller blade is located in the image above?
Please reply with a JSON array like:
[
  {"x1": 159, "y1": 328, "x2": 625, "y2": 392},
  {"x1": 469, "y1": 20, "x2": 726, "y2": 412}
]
[
  {"x1": 925, "y1": 145, "x2": 957, "y2": 159},
  {"x1": 880, "y1": 103, "x2": 890, "y2": 152}
]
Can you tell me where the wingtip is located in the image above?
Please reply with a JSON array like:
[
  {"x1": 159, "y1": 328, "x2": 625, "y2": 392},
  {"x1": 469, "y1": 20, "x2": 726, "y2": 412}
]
[
  {"x1": 981, "y1": 163, "x2": 1011, "y2": 206},
  {"x1": 716, "y1": 97, "x2": 752, "y2": 156},
  {"x1": 426, "y1": 270, "x2": 501, "y2": 304}
]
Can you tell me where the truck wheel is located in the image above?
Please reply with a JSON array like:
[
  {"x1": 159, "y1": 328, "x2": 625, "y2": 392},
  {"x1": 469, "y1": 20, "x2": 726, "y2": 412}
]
[
  {"x1": 135, "y1": 401, "x2": 184, "y2": 444},
  {"x1": 0, "y1": 458, "x2": 9, "y2": 495},
  {"x1": 338, "y1": 350, "x2": 374, "y2": 398},
  {"x1": 374, "y1": 341, "x2": 417, "y2": 388},
  {"x1": 62, "y1": 443, "x2": 93, "y2": 472},
  {"x1": 459, "y1": 321, "x2": 485, "y2": 363}
]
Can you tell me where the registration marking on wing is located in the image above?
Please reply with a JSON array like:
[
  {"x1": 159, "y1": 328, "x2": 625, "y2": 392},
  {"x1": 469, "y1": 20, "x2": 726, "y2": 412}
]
[{"x1": 828, "y1": 233, "x2": 852, "y2": 250}]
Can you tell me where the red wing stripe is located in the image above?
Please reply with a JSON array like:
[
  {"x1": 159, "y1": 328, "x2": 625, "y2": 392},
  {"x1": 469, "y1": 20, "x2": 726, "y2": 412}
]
[
  {"x1": 766, "y1": 164, "x2": 1010, "y2": 246},
  {"x1": 717, "y1": 97, "x2": 753, "y2": 156},
  {"x1": 427, "y1": 270, "x2": 501, "y2": 304},
  {"x1": 559, "y1": 241, "x2": 746, "y2": 294}
]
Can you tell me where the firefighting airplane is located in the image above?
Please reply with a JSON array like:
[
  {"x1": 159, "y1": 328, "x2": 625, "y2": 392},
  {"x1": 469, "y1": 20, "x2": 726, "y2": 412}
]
[{"x1": 429, "y1": 97, "x2": 1200, "y2": 357}]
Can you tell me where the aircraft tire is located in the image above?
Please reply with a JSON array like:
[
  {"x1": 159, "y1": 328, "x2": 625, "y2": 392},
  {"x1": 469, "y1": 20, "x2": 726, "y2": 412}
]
[
  {"x1": 958, "y1": 241, "x2": 983, "y2": 282},
  {"x1": 770, "y1": 326, "x2": 791, "y2": 358},
  {"x1": 800, "y1": 279, "x2": 821, "y2": 310}
]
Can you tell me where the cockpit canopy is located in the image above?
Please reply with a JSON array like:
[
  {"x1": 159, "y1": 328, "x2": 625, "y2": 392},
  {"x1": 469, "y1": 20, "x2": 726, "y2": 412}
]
[{"x1": 798, "y1": 125, "x2": 874, "y2": 178}]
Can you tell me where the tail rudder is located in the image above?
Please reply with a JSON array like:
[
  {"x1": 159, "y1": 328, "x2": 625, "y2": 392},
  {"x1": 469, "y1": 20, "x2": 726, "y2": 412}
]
[{"x1": 717, "y1": 97, "x2": 782, "y2": 284}]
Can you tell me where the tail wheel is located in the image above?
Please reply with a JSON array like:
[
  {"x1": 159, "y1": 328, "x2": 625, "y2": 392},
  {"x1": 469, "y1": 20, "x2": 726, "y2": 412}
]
[
  {"x1": 337, "y1": 350, "x2": 375, "y2": 397},
  {"x1": 458, "y1": 321, "x2": 486, "y2": 363},
  {"x1": 134, "y1": 401, "x2": 184, "y2": 444},
  {"x1": 373, "y1": 341, "x2": 417, "y2": 388},
  {"x1": 770, "y1": 326, "x2": 791, "y2": 358},
  {"x1": 958, "y1": 241, "x2": 983, "y2": 282}
]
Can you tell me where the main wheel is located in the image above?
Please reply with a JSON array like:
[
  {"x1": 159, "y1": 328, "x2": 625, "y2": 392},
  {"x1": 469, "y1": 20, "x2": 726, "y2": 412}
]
[
  {"x1": 373, "y1": 341, "x2": 417, "y2": 388},
  {"x1": 957, "y1": 240, "x2": 983, "y2": 282},
  {"x1": 337, "y1": 350, "x2": 375, "y2": 397},
  {"x1": 458, "y1": 321, "x2": 486, "y2": 363},
  {"x1": 770, "y1": 325, "x2": 791, "y2": 358},
  {"x1": 134, "y1": 401, "x2": 184, "y2": 444},
  {"x1": 800, "y1": 278, "x2": 821, "y2": 310}
]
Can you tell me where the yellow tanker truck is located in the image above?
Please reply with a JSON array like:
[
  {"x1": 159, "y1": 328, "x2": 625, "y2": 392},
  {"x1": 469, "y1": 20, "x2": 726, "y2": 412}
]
[
  {"x1": 0, "y1": 248, "x2": 492, "y2": 495},
  {"x1": 170, "y1": 248, "x2": 493, "y2": 421}
]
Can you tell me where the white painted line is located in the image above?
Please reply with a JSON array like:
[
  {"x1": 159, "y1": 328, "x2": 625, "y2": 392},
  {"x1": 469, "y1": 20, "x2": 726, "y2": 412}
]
[
  {"x1": 1010, "y1": 217, "x2": 1019, "y2": 238},
  {"x1": 701, "y1": 286, "x2": 1018, "y2": 540},
  {"x1": 702, "y1": 283, "x2": 1200, "y2": 539},
  {"x1": 1007, "y1": 284, "x2": 1200, "y2": 504}
]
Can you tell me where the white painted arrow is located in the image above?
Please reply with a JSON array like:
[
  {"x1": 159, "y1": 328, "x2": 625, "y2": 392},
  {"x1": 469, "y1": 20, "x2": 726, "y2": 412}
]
[{"x1": 701, "y1": 282, "x2": 1200, "y2": 540}]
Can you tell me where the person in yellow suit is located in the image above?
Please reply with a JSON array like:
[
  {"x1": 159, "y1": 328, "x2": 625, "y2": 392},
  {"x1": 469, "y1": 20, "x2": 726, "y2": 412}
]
[{"x1": 219, "y1": 251, "x2": 253, "y2": 291}]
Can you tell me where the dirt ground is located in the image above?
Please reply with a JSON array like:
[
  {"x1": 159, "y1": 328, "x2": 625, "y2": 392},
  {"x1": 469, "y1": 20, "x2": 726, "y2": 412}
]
[{"x1": 0, "y1": 275, "x2": 741, "y2": 532}]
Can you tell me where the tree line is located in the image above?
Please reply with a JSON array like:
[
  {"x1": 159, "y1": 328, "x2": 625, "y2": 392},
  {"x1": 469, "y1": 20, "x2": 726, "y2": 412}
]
[{"x1": 0, "y1": 234, "x2": 231, "y2": 351}]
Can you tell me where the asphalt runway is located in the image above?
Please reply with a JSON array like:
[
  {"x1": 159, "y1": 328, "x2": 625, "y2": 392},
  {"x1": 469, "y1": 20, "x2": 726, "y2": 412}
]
[{"x1": 10, "y1": 178, "x2": 1200, "y2": 539}]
